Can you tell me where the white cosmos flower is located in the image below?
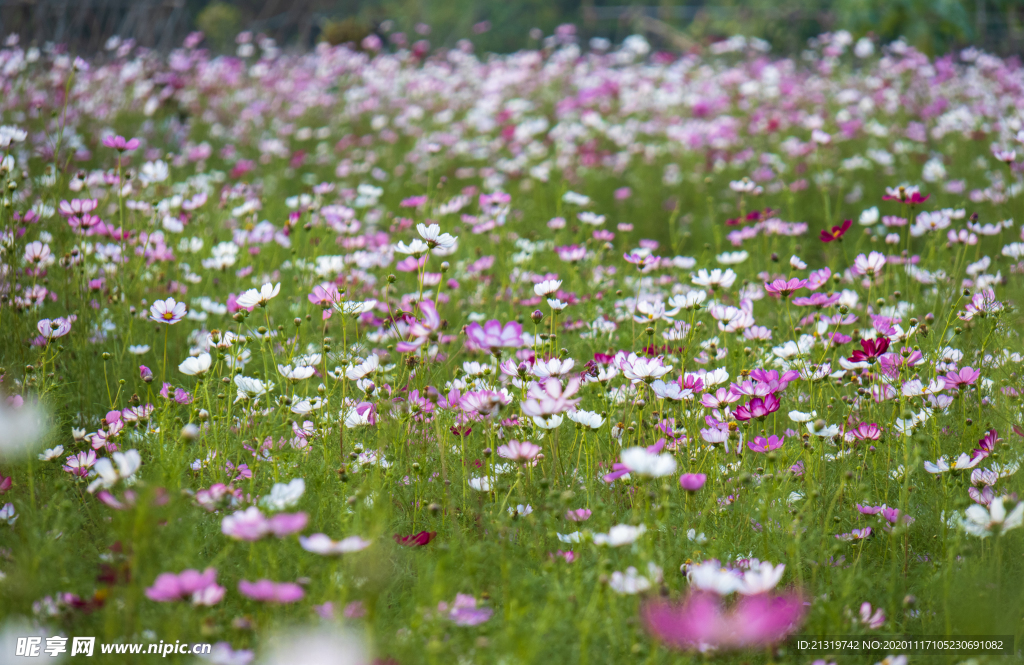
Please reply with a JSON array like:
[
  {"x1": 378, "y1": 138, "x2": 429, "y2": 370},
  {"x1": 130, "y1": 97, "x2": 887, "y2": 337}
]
[
  {"x1": 278, "y1": 364, "x2": 316, "y2": 381},
  {"x1": 557, "y1": 531, "x2": 583, "y2": 543},
  {"x1": 566, "y1": 409, "x2": 605, "y2": 429},
  {"x1": 692, "y1": 268, "x2": 736, "y2": 289},
  {"x1": 87, "y1": 449, "x2": 142, "y2": 493},
  {"x1": 345, "y1": 355, "x2": 379, "y2": 381},
  {"x1": 688, "y1": 561, "x2": 743, "y2": 595},
  {"x1": 290, "y1": 396, "x2": 325, "y2": 415},
  {"x1": 468, "y1": 477, "x2": 492, "y2": 492},
  {"x1": 179, "y1": 353, "x2": 212, "y2": 376},
  {"x1": 668, "y1": 291, "x2": 706, "y2": 310},
  {"x1": 620, "y1": 447, "x2": 677, "y2": 477},
  {"x1": 609, "y1": 567, "x2": 652, "y2": 595},
  {"x1": 534, "y1": 279, "x2": 562, "y2": 296},
  {"x1": 593, "y1": 524, "x2": 646, "y2": 547},
  {"x1": 234, "y1": 375, "x2": 274, "y2": 402},
  {"x1": 532, "y1": 414, "x2": 564, "y2": 429},
  {"x1": 395, "y1": 239, "x2": 429, "y2": 256},
  {"x1": 260, "y1": 478, "x2": 305, "y2": 511},
  {"x1": 299, "y1": 533, "x2": 372, "y2": 555},
  {"x1": 963, "y1": 496, "x2": 1024, "y2": 538},
  {"x1": 236, "y1": 282, "x2": 280, "y2": 309},
  {"x1": 416, "y1": 223, "x2": 458, "y2": 250},
  {"x1": 38, "y1": 445, "x2": 64, "y2": 461},
  {"x1": 738, "y1": 561, "x2": 785, "y2": 595}
]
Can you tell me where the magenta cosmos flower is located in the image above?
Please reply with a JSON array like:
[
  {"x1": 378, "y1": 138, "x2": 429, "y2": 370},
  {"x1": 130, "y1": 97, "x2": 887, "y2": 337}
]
[
  {"x1": 679, "y1": 474, "x2": 707, "y2": 492},
  {"x1": 848, "y1": 337, "x2": 890, "y2": 363},
  {"x1": 149, "y1": 297, "x2": 187, "y2": 324},
  {"x1": 643, "y1": 591, "x2": 805, "y2": 651},
  {"x1": 465, "y1": 319, "x2": 524, "y2": 351},
  {"x1": 237, "y1": 579, "x2": 305, "y2": 603},
  {"x1": 820, "y1": 219, "x2": 852, "y2": 242},
  {"x1": 733, "y1": 394, "x2": 779, "y2": 421}
]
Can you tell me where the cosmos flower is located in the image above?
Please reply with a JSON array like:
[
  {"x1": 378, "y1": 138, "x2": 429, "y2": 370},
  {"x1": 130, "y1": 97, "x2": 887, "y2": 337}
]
[
  {"x1": 465, "y1": 319, "x2": 524, "y2": 350},
  {"x1": 149, "y1": 298, "x2": 187, "y2": 324},
  {"x1": 237, "y1": 579, "x2": 305, "y2": 603},
  {"x1": 236, "y1": 282, "x2": 281, "y2": 309},
  {"x1": 178, "y1": 353, "x2": 212, "y2": 376},
  {"x1": 962, "y1": 496, "x2": 1024, "y2": 537},
  {"x1": 497, "y1": 440, "x2": 541, "y2": 461},
  {"x1": 820, "y1": 220, "x2": 852, "y2": 242},
  {"x1": 679, "y1": 474, "x2": 707, "y2": 491},
  {"x1": 643, "y1": 591, "x2": 805, "y2": 651},
  {"x1": 299, "y1": 534, "x2": 372, "y2": 555}
]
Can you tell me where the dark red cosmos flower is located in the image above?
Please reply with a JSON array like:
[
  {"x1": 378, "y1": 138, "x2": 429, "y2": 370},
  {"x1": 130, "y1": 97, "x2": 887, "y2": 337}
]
[
  {"x1": 820, "y1": 219, "x2": 852, "y2": 243},
  {"x1": 882, "y1": 190, "x2": 930, "y2": 205},
  {"x1": 848, "y1": 337, "x2": 890, "y2": 363},
  {"x1": 394, "y1": 531, "x2": 437, "y2": 547}
]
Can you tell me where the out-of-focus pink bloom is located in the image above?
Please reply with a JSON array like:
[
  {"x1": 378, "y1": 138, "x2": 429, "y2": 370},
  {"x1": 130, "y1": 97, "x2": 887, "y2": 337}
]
[
  {"x1": 465, "y1": 319, "x2": 524, "y2": 350},
  {"x1": 237, "y1": 579, "x2": 305, "y2": 603},
  {"x1": 396, "y1": 300, "x2": 441, "y2": 352},
  {"x1": 643, "y1": 591, "x2": 805, "y2": 651},
  {"x1": 102, "y1": 135, "x2": 140, "y2": 151},
  {"x1": 679, "y1": 474, "x2": 707, "y2": 491},
  {"x1": 521, "y1": 378, "x2": 581, "y2": 417},
  {"x1": 145, "y1": 568, "x2": 225, "y2": 606},
  {"x1": 139, "y1": 365, "x2": 154, "y2": 382},
  {"x1": 267, "y1": 512, "x2": 309, "y2": 537},
  {"x1": 859, "y1": 602, "x2": 886, "y2": 628},
  {"x1": 0, "y1": 476, "x2": 12, "y2": 494},
  {"x1": 440, "y1": 594, "x2": 493, "y2": 626},
  {"x1": 497, "y1": 440, "x2": 541, "y2": 461},
  {"x1": 565, "y1": 508, "x2": 592, "y2": 521}
]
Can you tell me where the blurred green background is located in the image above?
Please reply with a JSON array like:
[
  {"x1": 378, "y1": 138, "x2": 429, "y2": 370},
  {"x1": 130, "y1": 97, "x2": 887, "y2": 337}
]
[{"x1": 0, "y1": 0, "x2": 1022, "y2": 55}]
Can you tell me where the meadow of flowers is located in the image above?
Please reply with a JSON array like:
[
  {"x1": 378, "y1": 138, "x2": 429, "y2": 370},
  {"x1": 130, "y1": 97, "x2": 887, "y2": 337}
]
[{"x1": 1, "y1": 25, "x2": 1024, "y2": 664}]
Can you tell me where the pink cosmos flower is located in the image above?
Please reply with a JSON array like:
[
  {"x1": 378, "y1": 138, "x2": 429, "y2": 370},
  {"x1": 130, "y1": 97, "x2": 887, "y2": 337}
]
[
  {"x1": 643, "y1": 591, "x2": 805, "y2": 651},
  {"x1": 149, "y1": 297, "x2": 186, "y2": 324},
  {"x1": 102, "y1": 135, "x2": 140, "y2": 151},
  {"x1": 465, "y1": 319, "x2": 524, "y2": 350},
  {"x1": 747, "y1": 435, "x2": 784, "y2": 453},
  {"x1": 237, "y1": 579, "x2": 305, "y2": 603},
  {"x1": 764, "y1": 278, "x2": 808, "y2": 298},
  {"x1": 221, "y1": 507, "x2": 269, "y2": 541},
  {"x1": 521, "y1": 378, "x2": 581, "y2": 417},
  {"x1": 679, "y1": 474, "x2": 707, "y2": 491},
  {"x1": 850, "y1": 423, "x2": 881, "y2": 441},
  {"x1": 36, "y1": 317, "x2": 72, "y2": 341},
  {"x1": 942, "y1": 366, "x2": 980, "y2": 390},
  {"x1": 145, "y1": 568, "x2": 225, "y2": 606},
  {"x1": 565, "y1": 508, "x2": 592, "y2": 521},
  {"x1": 267, "y1": 512, "x2": 309, "y2": 537},
  {"x1": 497, "y1": 440, "x2": 541, "y2": 462},
  {"x1": 396, "y1": 300, "x2": 441, "y2": 352},
  {"x1": 440, "y1": 594, "x2": 493, "y2": 626}
]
